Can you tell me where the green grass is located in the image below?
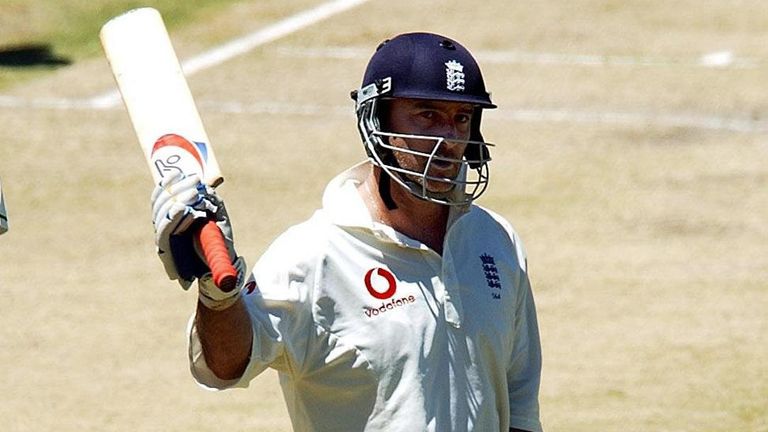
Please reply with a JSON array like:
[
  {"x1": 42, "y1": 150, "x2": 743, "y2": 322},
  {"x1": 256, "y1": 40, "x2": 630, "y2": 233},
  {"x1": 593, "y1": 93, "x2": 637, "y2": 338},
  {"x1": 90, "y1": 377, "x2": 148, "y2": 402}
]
[{"x1": 0, "y1": 0, "x2": 246, "y2": 90}]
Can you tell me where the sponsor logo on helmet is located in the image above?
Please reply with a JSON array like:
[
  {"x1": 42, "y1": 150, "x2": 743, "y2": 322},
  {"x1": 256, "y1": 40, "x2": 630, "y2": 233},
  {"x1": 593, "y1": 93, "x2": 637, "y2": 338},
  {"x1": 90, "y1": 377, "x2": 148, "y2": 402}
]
[
  {"x1": 445, "y1": 60, "x2": 466, "y2": 92},
  {"x1": 363, "y1": 267, "x2": 416, "y2": 318}
]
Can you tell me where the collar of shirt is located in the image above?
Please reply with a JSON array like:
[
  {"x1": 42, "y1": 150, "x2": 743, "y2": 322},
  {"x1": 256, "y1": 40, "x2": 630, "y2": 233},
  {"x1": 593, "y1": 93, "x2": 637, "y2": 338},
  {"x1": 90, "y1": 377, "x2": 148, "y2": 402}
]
[
  {"x1": 321, "y1": 160, "x2": 471, "y2": 251},
  {"x1": 322, "y1": 160, "x2": 472, "y2": 327}
]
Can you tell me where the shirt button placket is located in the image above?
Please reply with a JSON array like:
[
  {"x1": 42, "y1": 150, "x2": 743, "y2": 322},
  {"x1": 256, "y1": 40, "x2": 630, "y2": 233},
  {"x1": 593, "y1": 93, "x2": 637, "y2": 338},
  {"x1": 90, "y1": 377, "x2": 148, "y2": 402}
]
[{"x1": 424, "y1": 251, "x2": 462, "y2": 328}]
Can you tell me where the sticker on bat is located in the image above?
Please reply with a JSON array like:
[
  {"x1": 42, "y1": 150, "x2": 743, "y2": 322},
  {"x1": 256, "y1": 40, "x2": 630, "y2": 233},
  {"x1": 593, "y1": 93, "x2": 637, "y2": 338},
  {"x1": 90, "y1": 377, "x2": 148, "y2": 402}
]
[{"x1": 150, "y1": 133, "x2": 210, "y2": 180}]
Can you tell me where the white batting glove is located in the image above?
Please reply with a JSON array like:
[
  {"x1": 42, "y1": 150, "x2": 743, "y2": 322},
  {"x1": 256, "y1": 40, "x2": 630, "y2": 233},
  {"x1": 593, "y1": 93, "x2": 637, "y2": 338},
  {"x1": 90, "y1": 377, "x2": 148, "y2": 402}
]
[{"x1": 151, "y1": 172, "x2": 237, "y2": 289}]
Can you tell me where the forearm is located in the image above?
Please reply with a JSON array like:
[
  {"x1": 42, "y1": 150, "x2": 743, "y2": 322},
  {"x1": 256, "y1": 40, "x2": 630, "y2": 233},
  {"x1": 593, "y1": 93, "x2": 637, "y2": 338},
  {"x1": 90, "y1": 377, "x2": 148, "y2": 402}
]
[{"x1": 195, "y1": 296, "x2": 253, "y2": 380}]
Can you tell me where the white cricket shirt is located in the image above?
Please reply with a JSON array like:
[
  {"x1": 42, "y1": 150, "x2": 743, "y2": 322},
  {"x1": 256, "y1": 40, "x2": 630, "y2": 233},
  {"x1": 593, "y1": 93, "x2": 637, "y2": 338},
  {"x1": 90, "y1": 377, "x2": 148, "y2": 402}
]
[{"x1": 189, "y1": 161, "x2": 543, "y2": 432}]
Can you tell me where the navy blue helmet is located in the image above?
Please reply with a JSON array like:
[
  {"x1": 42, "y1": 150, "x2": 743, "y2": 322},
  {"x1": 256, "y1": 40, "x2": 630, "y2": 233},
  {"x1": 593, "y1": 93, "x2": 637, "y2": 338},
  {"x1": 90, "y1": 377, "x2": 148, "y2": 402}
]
[{"x1": 352, "y1": 32, "x2": 496, "y2": 206}]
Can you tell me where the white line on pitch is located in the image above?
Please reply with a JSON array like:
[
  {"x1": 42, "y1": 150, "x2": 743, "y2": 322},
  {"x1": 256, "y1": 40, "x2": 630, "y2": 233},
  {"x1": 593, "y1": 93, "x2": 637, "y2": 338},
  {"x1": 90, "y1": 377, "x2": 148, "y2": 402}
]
[
  {"x1": 182, "y1": 100, "x2": 768, "y2": 134},
  {"x1": 490, "y1": 109, "x2": 768, "y2": 134},
  {"x1": 275, "y1": 46, "x2": 762, "y2": 69},
  {"x1": 198, "y1": 100, "x2": 352, "y2": 116},
  {"x1": 0, "y1": 95, "x2": 101, "y2": 110},
  {"x1": 87, "y1": 0, "x2": 371, "y2": 108},
  {"x1": 1, "y1": 96, "x2": 765, "y2": 133}
]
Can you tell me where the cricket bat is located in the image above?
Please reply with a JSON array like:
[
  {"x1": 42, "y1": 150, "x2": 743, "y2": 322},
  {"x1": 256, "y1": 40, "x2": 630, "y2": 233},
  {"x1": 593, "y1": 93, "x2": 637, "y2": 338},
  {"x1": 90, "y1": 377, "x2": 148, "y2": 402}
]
[
  {"x1": 0, "y1": 178, "x2": 8, "y2": 235},
  {"x1": 100, "y1": 7, "x2": 237, "y2": 291}
]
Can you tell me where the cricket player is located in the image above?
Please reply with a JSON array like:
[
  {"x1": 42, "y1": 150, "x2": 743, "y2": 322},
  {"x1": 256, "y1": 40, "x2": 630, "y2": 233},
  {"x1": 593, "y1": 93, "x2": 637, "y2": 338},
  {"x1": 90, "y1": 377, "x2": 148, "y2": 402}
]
[
  {"x1": 153, "y1": 32, "x2": 542, "y2": 431},
  {"x1": 0, "y1": 178, "x2": 8, "y2": 235}
]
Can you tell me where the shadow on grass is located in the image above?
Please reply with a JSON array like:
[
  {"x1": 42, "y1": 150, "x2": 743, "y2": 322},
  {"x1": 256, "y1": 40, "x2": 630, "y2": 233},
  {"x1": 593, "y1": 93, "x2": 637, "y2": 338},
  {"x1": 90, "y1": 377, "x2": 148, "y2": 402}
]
[{"x1": 0, "y1": 44, "x2": 71, "y2": 67}]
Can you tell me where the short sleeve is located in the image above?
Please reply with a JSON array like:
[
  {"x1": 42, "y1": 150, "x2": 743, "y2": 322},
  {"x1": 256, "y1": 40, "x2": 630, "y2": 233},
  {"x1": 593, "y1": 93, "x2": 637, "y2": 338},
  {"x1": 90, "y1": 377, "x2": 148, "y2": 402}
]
[
  {"x1": 507, "y1": 267, "x2": 543, "y2": 432},
  {"x1": 187, "y1": 222, "x2": 323, "y2": 390}
]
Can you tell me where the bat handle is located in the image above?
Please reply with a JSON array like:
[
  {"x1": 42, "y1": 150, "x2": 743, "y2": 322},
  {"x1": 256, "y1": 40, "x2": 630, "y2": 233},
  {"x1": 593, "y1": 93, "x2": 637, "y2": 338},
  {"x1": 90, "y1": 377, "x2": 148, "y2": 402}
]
[{"x1": 197, "y1": 220, "x2": 238, "y2": 292}]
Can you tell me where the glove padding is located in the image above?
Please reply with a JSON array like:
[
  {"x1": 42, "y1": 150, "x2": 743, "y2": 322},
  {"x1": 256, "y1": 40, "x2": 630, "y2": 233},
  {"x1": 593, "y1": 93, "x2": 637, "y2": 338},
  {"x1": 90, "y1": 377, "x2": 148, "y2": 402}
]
[{"x1": 151, "y1": 172, "x2": 236, "y2": 289}]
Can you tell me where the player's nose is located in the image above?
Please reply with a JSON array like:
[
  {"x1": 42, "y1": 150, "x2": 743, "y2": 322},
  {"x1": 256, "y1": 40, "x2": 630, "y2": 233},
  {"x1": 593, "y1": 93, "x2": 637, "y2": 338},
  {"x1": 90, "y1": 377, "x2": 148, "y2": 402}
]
[{"x1": 439, "y1": 138, "x2": 467, "y2": 161}]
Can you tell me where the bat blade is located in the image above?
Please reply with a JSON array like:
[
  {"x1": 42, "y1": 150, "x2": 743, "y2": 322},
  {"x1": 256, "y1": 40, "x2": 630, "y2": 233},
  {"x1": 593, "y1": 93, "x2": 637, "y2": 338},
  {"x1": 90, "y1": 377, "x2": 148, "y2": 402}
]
[
  {"x1": 100, "y1": 7, "x2": 223, "y2": 187},
  {"x1": 100, "y1": 7, "x2": 236, "y2": 291}
]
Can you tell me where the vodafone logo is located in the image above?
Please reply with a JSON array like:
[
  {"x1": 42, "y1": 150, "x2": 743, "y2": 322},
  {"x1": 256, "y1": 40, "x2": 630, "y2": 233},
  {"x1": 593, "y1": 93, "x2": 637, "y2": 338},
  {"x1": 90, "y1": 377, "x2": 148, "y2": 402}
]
[
  {"x1": 364, "y1": 267, "x2": 397, "y2": 299},
  {"x1": 362, "y1": 267, "x2": 416, "y2": 319}
]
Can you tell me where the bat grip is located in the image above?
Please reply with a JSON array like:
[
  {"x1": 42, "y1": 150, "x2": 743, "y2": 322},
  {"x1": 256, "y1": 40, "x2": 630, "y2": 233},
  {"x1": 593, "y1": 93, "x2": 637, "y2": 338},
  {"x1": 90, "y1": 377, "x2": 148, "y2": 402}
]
[{"x1": 197, "y1": 220, "x2": 238, "y2": 292}]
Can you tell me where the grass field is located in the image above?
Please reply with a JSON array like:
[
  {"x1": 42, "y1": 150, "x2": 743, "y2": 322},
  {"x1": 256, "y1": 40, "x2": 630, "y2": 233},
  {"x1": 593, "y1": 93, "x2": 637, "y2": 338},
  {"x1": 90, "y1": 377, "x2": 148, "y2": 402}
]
[
  {"x1": 0, "y1": 0, "x2": 249, "y2": 89},
  {"x1": 0, "y1": 0, "x2": 766, "y2": 431}
]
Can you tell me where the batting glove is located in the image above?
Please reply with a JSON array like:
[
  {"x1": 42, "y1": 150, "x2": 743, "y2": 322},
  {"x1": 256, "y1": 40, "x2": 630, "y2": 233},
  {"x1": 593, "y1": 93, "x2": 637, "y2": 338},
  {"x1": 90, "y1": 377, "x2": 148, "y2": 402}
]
[{"x1": 151, "y1": 172, "x2": 238, "y2": 289}]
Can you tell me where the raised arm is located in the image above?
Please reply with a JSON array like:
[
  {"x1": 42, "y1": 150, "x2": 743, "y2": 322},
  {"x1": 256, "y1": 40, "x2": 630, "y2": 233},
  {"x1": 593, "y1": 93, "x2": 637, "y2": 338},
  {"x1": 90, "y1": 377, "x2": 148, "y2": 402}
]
[
  {"x1": 151, "y1": 171, "x2": 253, "y2": 380},
  {"x1": 195, "y1": 294, "x2": 253, "y2": 380}
]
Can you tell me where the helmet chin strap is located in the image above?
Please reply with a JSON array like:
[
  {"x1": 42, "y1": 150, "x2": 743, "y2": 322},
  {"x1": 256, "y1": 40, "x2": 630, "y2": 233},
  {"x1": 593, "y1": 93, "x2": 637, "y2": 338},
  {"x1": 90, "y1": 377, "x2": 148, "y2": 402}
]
[
  {"x1": 377, "y1": 152, "x2": 399, "y2": 210},
  {"x1": 377, "y1": 168, "x2": 398, "y2": 211}
]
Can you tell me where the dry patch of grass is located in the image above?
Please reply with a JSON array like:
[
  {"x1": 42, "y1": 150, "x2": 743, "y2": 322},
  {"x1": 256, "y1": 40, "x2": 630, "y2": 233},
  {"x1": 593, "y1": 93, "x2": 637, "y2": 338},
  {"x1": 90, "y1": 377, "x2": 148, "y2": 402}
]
[{"x1": 1, "y1": 1, "x2": 766, "y2": 431}]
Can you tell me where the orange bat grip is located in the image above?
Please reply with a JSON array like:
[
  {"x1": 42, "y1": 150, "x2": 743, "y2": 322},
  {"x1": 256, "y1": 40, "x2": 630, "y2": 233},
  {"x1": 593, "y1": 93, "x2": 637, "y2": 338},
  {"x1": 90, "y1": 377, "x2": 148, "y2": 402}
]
[{"x1": 197, "y1": 220, "x2": 238, "y2": 292}]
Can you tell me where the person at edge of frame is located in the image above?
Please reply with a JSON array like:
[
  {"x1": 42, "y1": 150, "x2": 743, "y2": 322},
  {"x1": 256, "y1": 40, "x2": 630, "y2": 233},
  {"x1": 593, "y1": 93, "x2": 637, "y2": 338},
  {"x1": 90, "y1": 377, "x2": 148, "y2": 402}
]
[
  {"x1": 151, "y1": 32, "x2": 543, "y2": 432},
  {"x1": 0, "y1": 177, "x2": 8, "y2": 235}
]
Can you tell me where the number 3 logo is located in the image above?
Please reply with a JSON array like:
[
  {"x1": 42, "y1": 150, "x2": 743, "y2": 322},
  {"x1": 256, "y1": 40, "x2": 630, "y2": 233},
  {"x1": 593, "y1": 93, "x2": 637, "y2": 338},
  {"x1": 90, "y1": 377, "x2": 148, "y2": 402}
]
[{"x1": 364, "y1": 267, "x2": 397, "y2": 300}]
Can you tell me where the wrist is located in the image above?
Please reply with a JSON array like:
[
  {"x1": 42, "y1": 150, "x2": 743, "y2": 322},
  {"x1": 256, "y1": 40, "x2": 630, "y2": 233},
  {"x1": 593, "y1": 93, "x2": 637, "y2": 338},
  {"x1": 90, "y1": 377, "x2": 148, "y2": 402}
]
[{"x1": 197, "y1": 256, "x2": 247, "y2": 311}]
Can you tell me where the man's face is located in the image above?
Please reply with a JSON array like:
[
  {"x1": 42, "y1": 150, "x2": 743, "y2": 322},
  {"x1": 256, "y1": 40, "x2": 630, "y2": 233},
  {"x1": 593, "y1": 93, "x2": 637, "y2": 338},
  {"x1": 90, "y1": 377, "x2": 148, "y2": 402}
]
[{"x1": 385, "y1": 98, "x2": 474, "y2": 195}]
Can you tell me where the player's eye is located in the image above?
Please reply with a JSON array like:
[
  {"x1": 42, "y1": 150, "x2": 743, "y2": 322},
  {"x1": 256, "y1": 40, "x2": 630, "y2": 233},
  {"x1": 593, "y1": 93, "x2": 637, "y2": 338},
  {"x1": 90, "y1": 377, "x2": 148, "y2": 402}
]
[
  {"x1": 419, "y1": 110, "x2": 436, "y2": 120},
  {"x1": 456, "y1": 114, "x2": 471, "y2": 124}
]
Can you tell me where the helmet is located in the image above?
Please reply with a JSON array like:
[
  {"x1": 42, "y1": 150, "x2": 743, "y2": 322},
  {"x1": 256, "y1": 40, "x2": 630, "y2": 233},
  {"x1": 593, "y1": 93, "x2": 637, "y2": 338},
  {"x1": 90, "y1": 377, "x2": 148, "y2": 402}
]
[{"x1": 351, "y1": 32, "x2": 496, "y2": 206}]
